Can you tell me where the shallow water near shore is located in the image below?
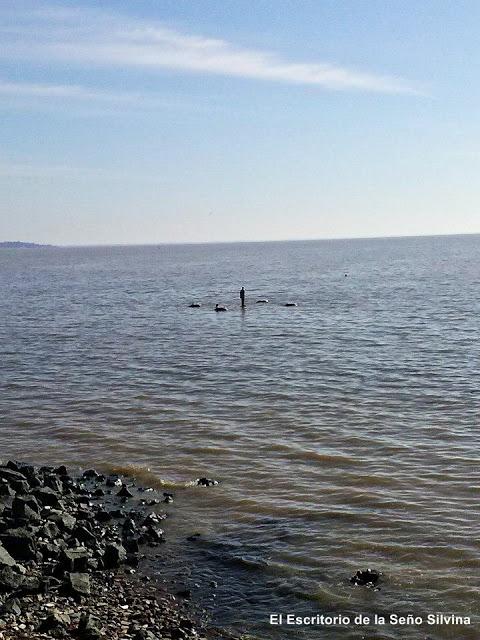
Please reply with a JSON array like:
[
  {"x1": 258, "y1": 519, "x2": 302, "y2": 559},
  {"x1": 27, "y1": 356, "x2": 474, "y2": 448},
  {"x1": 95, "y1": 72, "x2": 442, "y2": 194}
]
[{"x1": 1, "y1": 235, "x2": 480, "y2": 639}]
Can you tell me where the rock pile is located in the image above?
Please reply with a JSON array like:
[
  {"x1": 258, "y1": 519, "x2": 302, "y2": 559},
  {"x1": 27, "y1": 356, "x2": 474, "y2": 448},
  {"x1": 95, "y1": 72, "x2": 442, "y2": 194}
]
[{"x1": 0, "y1": 461, "x2": 218, "y2": 640}]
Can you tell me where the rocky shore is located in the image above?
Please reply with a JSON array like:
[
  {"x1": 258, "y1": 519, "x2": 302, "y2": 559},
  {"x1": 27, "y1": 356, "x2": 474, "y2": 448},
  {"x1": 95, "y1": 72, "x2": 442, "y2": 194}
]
[{"x1": 0, "y1": 461, "x2": 236, "y2": 640}]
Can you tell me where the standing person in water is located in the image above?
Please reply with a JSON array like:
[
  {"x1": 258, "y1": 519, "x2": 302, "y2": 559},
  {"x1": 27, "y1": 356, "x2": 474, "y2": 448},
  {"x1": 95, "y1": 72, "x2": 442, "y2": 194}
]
[{"x1": 240, "y1": 286, "x2": 246, "y2": 308}]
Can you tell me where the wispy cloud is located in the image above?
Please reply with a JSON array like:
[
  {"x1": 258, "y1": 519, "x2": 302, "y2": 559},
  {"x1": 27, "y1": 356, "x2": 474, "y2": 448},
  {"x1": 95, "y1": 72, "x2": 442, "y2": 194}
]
[
  {"x1": 0, "y1": 4, "x2": 419, "y2": 95},
  {"x1": 0, "y1": 79, "x2": 212, "y2": 115},
  {"x1": 0, "y1": 80, "x2": 141, "y2": 103}
]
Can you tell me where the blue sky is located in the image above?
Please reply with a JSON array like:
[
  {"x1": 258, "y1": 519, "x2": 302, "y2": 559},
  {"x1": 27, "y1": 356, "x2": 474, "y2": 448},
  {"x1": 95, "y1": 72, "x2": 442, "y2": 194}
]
[{"x1": 1, "y1": 0, "x2": 479, "y2": 244}]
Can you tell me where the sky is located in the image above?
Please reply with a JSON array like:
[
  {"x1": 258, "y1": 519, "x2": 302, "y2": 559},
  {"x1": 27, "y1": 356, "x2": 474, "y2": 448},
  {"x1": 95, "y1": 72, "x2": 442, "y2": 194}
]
[{"x1": 1, "y1": 0, "x2": 479, "y2": 245}]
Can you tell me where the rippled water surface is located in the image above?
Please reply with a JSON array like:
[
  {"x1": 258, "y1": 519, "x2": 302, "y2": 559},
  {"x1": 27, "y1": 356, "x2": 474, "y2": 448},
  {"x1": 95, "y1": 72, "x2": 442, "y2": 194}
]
[{"x1": 1, "y1": 236, "x2": 479, "y2": 639}]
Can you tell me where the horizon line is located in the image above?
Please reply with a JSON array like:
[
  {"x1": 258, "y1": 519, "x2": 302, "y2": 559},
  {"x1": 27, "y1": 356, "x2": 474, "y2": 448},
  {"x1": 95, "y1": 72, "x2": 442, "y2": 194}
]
[{"x1": 4, "y1": 231, "x2": 480, "y2": 249}]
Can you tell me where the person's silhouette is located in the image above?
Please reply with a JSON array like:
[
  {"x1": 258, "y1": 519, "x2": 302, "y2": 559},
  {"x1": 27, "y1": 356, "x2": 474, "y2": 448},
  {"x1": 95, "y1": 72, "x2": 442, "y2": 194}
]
[{"x1": 240, "y1": 286, "x2": 245, "y2": 308}]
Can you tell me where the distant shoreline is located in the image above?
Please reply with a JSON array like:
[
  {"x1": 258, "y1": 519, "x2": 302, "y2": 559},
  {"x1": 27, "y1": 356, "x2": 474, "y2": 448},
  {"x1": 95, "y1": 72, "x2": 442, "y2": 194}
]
[{"x1": 0, "y1": 241, "x2": 54, "y2": 249}]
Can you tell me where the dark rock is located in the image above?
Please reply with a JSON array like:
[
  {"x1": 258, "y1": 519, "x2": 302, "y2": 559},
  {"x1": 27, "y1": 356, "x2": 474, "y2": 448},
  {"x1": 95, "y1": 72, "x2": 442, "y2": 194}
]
[
  {"x1": 106, "y1": 476, "x2": 122, "y2": 488},
  {"x1": 93, "y1": 488, "x2": 105, "y2": 497},
  {"x1": 12, "y1": 496, "x2": 41, "y2": 522},
  {"x1": 76, "y1": 508, "x2": 93, "y2": 521},
  {"x1": 47, "y1": 511, "x2": 76, "y2": 531},
  {"x1": 350, "y1": 568, "x2": 381, "y2": 587},
  {"x1": 53, "y1": 465, "x2": 68, "y2": 476},
  {"x1": 0, "y1": 466, "x2": 28, "y2": 484},
  {"x1": 43, "y1": 575, "x2": 63, "y2": 591},
  {"x1": 44, "y1": 474, "x2": 64, "y2": 494},
  {"x1": 38, "y1": 610, "x2": 71, "y2": 631},
  {"x1": 17, "y1": 574, "x2": 41, "y2": 594},
  {"x1": 143, "y1": 513, "x2": 162, "y2": 527},
  {"x1": 122, "y1": 517, "x2": 136, "y2": 536},
  {"x1": 196, "y1": 477, "x2": 218, "y2": 486},
  {"x1": 78, "y1": 612, "x2": 102, "y2": 639},
  {"x1": 0, "y1": 542, "x2": 16, "y2": 567},
  {"x1": 94, "y1": 509, "x2": 112, "y2": 523},
  {"x1": 13, "y1": 494, "x2": 40, "y2": 514},
  {"x1": 145, "y1": 527, "x2": 164, "y2": 543},
  {"x1": 186, "y1": 533, "x2": 201, "y2": 542},
  {"x1": 73, "y1": 525, "x2": 97, "y2": 545},
  {"x1": 0, "y1": 566, "x2": 24, "y2": 591},
  {"x1": 124, "y1": 537, "x2": 139, "y2": 553},
  {"x1": 117, "y1": 484, "x2": 133, "y2": 498},
  {"x1": 176, "y1": 588, "x2": 192, "y2": 599},
  {"x1": 2, "y1": 597, "x2": 22, "y2": 616},
  {"x1": 125, "y1": 553, "x2": 139, "y2": 567},
  {"x1": 82, "y1": 469, "x2": 100, "y2": 479},
  {"x1": 40, "y1": 521, "x2": 61, "y2": 540},
  {"x1": 1, "y1": 528, "x2": 37, "y2": 561},
  {"x1": 33, "y1": 487, "x2": 62, "y2": 509},
  {"x1": 109, "y1": 509, "x2": 126, "y2": 519},
  {"x1": 5, "y1": 460, "x2": 23, "y2": 473},
  {"x1": 60, "y1": 547, "x2": 91, "y2": 572},
  {"x1": 39, "y1": 540, "x2": 60, "y2": 561},
  {"x1": 66, "y1": 572, "x2": 90, "y2": 598},
  {"x1": 0, "y1": 481, "x2": 15, "y2": 497},
  {"x1": 103, "y1": 543, "x2": 127, "y2": 569}
]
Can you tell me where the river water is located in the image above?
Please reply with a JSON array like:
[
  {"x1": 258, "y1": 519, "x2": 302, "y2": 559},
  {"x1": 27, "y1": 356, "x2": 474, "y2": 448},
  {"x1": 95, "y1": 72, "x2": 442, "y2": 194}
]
[{"x1": 1, "y1": 236, "x2": 479, "y2": 639}]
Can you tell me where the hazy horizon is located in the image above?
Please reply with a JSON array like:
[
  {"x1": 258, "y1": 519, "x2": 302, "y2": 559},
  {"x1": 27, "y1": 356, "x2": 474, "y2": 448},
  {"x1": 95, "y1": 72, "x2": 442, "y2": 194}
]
[{"x1": 3, "y1": 230, "x2": 480, "y2": 249}]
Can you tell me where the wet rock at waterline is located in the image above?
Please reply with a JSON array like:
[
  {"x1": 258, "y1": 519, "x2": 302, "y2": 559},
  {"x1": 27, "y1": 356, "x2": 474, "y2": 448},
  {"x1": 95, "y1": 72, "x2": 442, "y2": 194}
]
[{"x1": 350, "y1": 568, "x2": 382, "y2": 587}]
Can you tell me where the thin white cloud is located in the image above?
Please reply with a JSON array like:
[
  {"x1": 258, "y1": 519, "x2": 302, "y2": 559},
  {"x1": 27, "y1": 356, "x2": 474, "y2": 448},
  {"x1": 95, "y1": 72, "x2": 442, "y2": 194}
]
[
  {"x1": 0, "y1": 4, "x2": 420, "y2": 95},
  {"x1": 0, "y1": 79, "x2": 210, "y2": 114},
  {"x1": 0, "y1": 80, "x2": 140, "y2": 103}
]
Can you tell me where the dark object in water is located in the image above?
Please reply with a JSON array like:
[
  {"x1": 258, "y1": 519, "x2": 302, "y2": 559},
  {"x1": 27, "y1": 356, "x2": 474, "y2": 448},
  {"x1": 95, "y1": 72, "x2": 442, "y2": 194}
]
[
  {"x1": 256, "y1": 299, "x2": 269, "y2": 303},
  {"x1": 196, "y1": 477, "x2": 218, "y2": 487},
  {"x1": 214, "y1": 304, "x2": 227, "y2": 312},
  {"x1": 350, "y1": 569, "x2": 381, "y2": 587},
  {"x1": 189, "y1": 303, "x2": 201, "y2": 308},
  {"x1": 284, "y1": 302, "x2": 297, "y2": 307},
  {"x1": 187, "y1": 533, "x2": 201, "y2": 542}
]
